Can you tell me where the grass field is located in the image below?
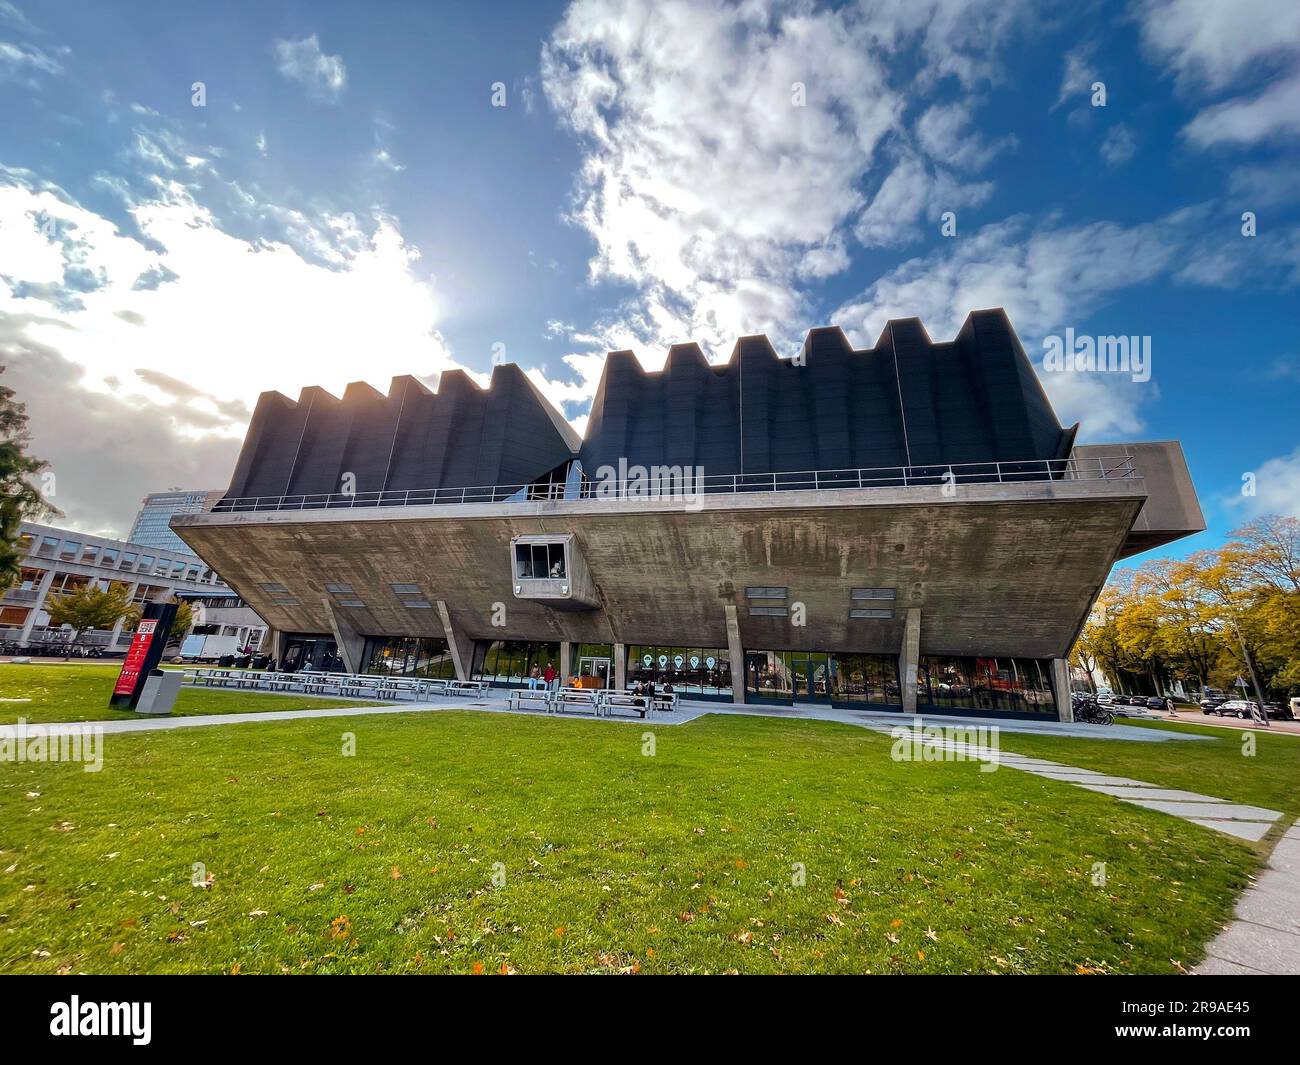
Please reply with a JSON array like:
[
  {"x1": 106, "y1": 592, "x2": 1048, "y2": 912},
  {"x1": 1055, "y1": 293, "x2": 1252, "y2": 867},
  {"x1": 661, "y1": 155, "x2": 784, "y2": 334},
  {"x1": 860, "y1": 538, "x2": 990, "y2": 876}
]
[
  {"x1": 0, "y1": 708, "x2": 1265, "y2": 975},
  {"x1": 0, "y1": 663, "x2": 383, "y2": 724}
]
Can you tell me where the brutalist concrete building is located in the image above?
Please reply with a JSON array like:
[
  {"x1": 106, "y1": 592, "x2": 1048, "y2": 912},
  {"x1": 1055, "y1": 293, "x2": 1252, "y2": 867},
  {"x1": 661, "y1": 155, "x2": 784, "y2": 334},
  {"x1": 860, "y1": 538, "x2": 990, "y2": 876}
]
[{"x1": 174, "y1": 309, "x2": 1204, "y2": 720}]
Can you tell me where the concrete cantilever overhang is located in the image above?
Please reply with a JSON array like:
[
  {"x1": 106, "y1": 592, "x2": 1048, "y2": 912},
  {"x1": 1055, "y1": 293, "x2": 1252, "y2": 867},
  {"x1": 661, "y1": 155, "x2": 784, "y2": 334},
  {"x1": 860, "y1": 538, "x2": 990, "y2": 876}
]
[{"x1": 173, "y1": 441, "x2": 1202, "y2": 669}]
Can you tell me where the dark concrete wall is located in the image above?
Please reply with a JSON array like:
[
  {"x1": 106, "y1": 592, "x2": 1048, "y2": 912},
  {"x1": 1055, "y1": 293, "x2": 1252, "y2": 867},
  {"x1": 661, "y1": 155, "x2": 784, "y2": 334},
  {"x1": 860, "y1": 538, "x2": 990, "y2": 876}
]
[
  {"x1": 224, "y1": 364, "x2": 578, "y2": 501},
  {"x1": 579, "y1": 309, "x2": 1077, "y2": 479}
]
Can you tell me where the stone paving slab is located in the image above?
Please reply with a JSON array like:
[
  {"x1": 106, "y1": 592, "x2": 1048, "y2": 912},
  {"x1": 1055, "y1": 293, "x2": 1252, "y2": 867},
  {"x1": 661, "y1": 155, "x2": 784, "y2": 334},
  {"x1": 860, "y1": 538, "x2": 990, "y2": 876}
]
[
  {"x1": 1079, "y1": 784, "x2": 1228, "y2": 803},
  {"x1": 1123, "y1": 798, "x2": 1284, "y2": 823},
  {"x1": 1186, "y1": 819, "x2": 1275, "y2": 843},
  {"x1": 1198, "y1": 919, "x2": 1300, "y2": 975},
  {"x1": 1232, "y1": 876, "x2": 1300, "y2": 934},
  {"x1": 1194, "y1": 955, "x2": 1271, "y2": 975},
  {"x1": 1019, "y1": 770, "x2": 1161, "y2": 788},
  {"x1": 1266, "y1": 828, "x2": 1300, "y2": 875}
]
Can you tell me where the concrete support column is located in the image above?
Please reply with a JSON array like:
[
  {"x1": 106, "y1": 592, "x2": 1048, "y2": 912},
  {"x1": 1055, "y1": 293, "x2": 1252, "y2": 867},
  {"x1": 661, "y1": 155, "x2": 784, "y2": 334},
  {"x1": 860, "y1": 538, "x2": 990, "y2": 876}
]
[
  {"x1": 109, "y1": 581, "x2": 139, "y2": 651},
  {"x1": 264, "y1": 627, "x2": 285, "y2": 665},
  {"x1": 18, "y1": 568, "x2": 56, "y2": 646},
  {"x1": 323, "y1": 599, "x2": 366, "y2": 675},
  {"x1": 436, "y1": 599, "x2": 475, "y2": 681},
  {"x1": 1051, "y1": 658, "x2": 1074, "y2": 723},
  {"x1": 724, "y1": 604, "x2": 745, "y2": 705},
  {"x1": 899, "y1": 607, "x2": 921, "y2": 714},
  {"x1": 560, "y1": 641, "x2": 572, "y2": 685},
  {"x1": 614, "y1": 642, "x2": 626, "y2": 691}
]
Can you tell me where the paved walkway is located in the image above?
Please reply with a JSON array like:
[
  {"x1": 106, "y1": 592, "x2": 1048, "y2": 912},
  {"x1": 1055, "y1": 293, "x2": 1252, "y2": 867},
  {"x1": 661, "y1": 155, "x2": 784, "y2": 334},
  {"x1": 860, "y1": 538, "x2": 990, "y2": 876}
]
[
  {"x1": 16, "y1": 694, "x2": 1211, "y2": 741},
  {"x1": 1194, "y1": 823, "x2": 1300, "y2": 974}
]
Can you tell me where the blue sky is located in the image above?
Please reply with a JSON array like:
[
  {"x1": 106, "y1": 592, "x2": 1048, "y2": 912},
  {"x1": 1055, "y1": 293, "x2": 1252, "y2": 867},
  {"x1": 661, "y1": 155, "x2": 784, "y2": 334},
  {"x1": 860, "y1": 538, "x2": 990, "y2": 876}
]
[{"x1": 1, "y1": 0, "x2": 1297, "y2": 561}]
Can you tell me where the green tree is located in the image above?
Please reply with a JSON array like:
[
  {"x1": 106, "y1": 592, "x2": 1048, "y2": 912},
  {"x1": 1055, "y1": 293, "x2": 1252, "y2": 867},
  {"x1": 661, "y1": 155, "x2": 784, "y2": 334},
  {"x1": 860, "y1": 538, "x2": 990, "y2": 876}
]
[
  {"x1": 0, "y1": 366, "x2": 58, "y2": 589},
  {"x1": 44, "y1": 584, "x2": 137, "y2": 645},
  {"x1": 167, "y1": 599, "x2": 193, "y2": 641}
]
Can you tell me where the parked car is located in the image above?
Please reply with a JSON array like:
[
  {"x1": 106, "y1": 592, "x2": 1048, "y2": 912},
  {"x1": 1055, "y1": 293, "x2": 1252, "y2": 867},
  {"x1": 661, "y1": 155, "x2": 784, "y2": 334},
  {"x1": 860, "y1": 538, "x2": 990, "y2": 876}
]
[
  {"x1": 1145, "y1": 696, "x2": 1166, "y2": 710},
  {"x1": 1262, "y1": 702, "x2": 1294, "y2": 721},
  {"x1": 1199, "y1": 697, "x2": 1226, "y2": 711},
  {"x1": 1207, "y1": 699, "x2": 1260, "y2": 719}
]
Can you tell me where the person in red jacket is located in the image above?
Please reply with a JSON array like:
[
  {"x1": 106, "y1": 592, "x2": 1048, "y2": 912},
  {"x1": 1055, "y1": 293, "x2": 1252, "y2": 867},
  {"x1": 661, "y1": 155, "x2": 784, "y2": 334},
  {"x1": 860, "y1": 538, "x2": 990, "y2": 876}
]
[{"x1": 543, "y1": 662, "x2": 557, "y2": 690}]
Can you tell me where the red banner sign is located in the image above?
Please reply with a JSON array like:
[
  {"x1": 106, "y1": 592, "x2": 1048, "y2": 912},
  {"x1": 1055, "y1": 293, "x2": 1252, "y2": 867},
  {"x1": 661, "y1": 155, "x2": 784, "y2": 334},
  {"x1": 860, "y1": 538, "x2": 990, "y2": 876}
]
[{"x1": 113, "y1": 620, "x2": 158, "y2": 696}]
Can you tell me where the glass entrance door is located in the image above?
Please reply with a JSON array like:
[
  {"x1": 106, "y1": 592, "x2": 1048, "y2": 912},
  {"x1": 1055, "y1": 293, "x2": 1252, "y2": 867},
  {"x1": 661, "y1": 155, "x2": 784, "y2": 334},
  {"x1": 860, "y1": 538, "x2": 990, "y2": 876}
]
[
  {"x1": 577, "y1": 656, "x2": 612, "y2": 689},
  {"x1": 791, "y1": 653, "x2": 831, "y2": 702}
]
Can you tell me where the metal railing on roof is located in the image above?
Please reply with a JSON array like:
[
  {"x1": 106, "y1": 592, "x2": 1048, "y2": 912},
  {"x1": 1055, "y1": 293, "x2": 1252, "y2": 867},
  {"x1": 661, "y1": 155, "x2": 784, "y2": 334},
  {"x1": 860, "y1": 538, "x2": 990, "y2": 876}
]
[{"x1": 209, "y1": 453, "x2": 1140, "y2": 514}]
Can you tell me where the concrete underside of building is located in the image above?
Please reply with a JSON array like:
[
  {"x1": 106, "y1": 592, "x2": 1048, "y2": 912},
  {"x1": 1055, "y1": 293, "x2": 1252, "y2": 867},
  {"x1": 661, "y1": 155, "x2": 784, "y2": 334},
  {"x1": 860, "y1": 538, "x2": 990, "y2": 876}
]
[{"x1": 174, "y1": 311, "x2": 1206, "y2": 720}]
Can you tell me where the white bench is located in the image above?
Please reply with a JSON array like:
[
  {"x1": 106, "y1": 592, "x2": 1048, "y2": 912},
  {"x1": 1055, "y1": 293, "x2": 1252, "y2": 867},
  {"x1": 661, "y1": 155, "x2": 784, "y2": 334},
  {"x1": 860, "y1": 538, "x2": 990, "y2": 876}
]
[
  {"x1": 447, "y1": 680, "x2": 489, "y2": 699},
  {"x1": 602, "y1": 692, "x2": 650, "y2": 718},
  {"x1": 554, "y1": 688, "x2": 604, "y2": 715},
  {"x1": 508, "y1": 687, "x2": 553, "y2": 711},
  {"x1": 650, "y1": 691, "x2": 680, "y2": 713}
]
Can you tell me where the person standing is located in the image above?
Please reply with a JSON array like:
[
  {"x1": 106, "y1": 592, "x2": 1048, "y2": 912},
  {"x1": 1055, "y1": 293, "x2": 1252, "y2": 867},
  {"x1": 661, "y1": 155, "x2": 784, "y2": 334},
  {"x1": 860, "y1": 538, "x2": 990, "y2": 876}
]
[
  {"x1": 543, "y1": 661, "x2": 557, "y2": 691},
  {"x1": 528, "y1": 664, "x2": 541, "y2": 691}
]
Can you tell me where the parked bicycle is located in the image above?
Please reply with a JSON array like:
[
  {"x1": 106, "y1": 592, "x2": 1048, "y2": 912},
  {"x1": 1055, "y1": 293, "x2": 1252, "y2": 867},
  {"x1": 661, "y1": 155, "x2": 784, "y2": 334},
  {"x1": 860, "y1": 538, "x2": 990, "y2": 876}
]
[{"x1": 1071, "y1": 692, "x2": 1113, "y2": 725}]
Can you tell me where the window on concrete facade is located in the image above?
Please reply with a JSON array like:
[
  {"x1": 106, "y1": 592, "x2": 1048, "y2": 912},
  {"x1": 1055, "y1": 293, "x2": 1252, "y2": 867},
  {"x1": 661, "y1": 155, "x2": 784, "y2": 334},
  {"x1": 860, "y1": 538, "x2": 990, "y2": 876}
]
[
  {"x1": 829, "y1": 654, "x2": 900, "y2": 706},
  {"x1": 917, "y1": 656, "x2": 1055, "y2": 715},
  {"x1": 744, "y1": 650, "x2": 792, "y2": 702},
  {"x1": 513, "y1": 542, "x2": 566, "y2": 580},
  {"x1": 472, "y1": 640, "x2": 561, "y2": 686},
  {"x1": 362, "y1": 636, "x2": 456, "y2": 679},
  {"x1": 628, "y1": 645, "x2": 732, "y2": 698}
]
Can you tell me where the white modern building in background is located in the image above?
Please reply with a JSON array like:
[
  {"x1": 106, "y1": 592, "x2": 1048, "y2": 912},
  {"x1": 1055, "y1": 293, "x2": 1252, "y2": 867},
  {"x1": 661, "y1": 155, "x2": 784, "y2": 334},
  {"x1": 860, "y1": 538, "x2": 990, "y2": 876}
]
[
  {"x1": 0, "y1": 521, "x2": 267, "y2": 653},
  {"x1": 128, "y1": 489, "x2": 225, "y2": 556}
]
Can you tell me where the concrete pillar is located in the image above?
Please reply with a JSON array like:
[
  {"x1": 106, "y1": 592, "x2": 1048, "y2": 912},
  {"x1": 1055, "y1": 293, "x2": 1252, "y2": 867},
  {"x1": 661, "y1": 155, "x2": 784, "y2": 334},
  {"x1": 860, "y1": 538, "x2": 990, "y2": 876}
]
[
  {"x1": 614, "y1": 642, "x2": 626, "y2": 691},
  {"x1": 109, "y1": 581, "x2": 139, "y2": 651},
  {"x1": 18, "y1": 568, "x2": 56, "y2": 646},
  {"x1": 436, "y1": 599, "x2": 475, "y2": 681},
  {"x1": 323, "y1": 598, "x2": 366, "y2": 674},
  {"x1": 899, "y1": 607, "x2": 921, "y2": 714},
  {"x1": 724, "y1": 604, "x2": 745, "y2": 705},
  {"x1": 1051, "y1": 658, "x2": 1074, "y2": 723},
  {"x1": 560, "y1": 641, "x2": 572, "y2": 685},
  {"x1": 264, "y1": 627, "x2": 285, "y2": 665}
]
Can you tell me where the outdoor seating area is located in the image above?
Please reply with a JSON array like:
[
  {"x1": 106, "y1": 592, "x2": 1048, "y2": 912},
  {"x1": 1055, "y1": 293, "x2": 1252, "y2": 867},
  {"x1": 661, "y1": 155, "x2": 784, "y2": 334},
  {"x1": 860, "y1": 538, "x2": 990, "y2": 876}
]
[
  {"x1": 504, "y1": 686, "x2": 681, "y2": 718},
  {"x1": 184, "y1": 667, "x2": 489, "y2": 701},
  {"x1": 181, "y1": 667, "x2": 682, "y2": 717}
]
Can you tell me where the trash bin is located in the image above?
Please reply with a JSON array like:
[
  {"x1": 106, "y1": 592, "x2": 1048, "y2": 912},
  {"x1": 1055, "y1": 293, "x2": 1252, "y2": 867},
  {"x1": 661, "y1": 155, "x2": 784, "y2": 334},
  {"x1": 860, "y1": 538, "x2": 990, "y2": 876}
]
[{"x1": 136, "y1": 669, "x2": 183, "y2": 715}]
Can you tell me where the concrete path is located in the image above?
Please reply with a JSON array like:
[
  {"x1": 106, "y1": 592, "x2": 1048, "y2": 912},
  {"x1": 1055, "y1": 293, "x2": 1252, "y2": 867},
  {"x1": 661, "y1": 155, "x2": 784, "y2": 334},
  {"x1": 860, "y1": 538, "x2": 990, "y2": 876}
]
[
  {"x1": 1195, "y1": 823, "x2": 1300, "y2": 974},
  {"x1": 12, "y1": 693, "x2": 1213, "y2": 740}
]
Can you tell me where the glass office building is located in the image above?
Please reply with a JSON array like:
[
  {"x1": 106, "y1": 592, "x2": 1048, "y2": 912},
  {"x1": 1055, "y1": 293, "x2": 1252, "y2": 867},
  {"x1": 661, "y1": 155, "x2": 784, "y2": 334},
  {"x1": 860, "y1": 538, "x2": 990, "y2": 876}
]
[{"x1": 129, "y1": 490, "x2": 224, "y2": 556}]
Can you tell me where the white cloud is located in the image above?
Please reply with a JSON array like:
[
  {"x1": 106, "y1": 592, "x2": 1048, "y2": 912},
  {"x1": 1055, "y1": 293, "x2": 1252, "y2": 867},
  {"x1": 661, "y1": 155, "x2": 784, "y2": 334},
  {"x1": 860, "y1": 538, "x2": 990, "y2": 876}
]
[
  {"x1": 0, "y1": 134, "x2": 464, "y2": 534},
  {"x1": 540, "y1": 0, "x2": 1034, "y2": 368},
  {"x1": 1136, "y1": 0, "x2": 1300, "y2": 148},
  {"x1": 854, "y1": 150, "x2": 992, "y2": 248},
  {"x1": 273, "y1": 34, "x2": 347, "y2": 102},
  {"x1": 1099, "y1": 123, "x2": 1138, "y2": 167},
  {"x1": 916, "y1": 101, "x2": 1015, "y2": 169},
  {"x1": 1182, "y1": 69, "x2": 1300, "y2": 147},
  {"x1": 1052, "y1": 44, "x2": 1095, "y2": 111},
  {"x1": 1233, "y1": 444, "x2": 1300, "y2": 518},
  {"x1": 0, "y1": 38, "x2": 60, "y2": 80},
  {"x1": 1137, "y1": 0, "x2": 1300, "y2": 90}
]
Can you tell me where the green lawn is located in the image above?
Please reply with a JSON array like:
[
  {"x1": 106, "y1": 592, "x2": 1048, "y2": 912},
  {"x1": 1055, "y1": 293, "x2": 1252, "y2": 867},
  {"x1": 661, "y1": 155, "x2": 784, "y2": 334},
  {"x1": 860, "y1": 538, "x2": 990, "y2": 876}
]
[
  {"x1": 0, "y1": 710, "x2": 1262, "y2": 975},
  {"x1": 0, "y1": 664, "x2": 383, "y2": 724},
  {"x1": 1004, "y1": 717, "x2": 1300, "y2": 817}
]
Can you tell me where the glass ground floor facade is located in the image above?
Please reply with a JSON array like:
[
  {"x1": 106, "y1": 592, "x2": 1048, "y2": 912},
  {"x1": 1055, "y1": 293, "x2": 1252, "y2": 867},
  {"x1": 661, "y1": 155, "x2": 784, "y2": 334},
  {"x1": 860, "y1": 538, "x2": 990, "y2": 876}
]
[{"x1": 281, "y1": 632, "x2": 1058, "y2": 716}]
